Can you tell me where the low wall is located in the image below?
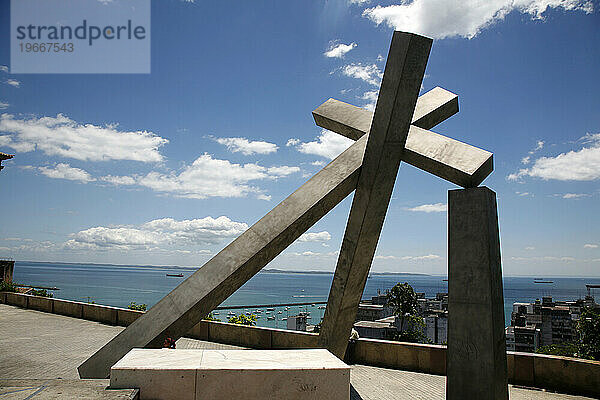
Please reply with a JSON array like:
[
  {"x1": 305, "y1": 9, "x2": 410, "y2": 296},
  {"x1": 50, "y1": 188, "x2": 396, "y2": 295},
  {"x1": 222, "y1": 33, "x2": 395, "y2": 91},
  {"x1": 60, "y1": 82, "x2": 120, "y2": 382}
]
[{"x1": 1, "y1": 291, "x2": 598, "y2": 397}]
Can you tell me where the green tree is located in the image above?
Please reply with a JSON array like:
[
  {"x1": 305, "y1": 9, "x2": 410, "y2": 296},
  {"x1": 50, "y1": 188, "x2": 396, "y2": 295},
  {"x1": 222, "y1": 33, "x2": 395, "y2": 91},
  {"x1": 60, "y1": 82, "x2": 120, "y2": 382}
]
[
  {"x1": 386, "y1": 282, "x2": 424, "y2": 343},
  {"x1": 204, "y1": 312, "x2": 221, "y2": 322},
  {"x1": 577, "y1": 307, "x2": 600, "y2": 360},
  {"x1": 30, "y1": 288, "x2": 53, "y2": 298},
  {"x1": 228, "y1": 314, "x2": 257, "y2": 326},
  {"x1": 128, "y1": 302, "x2": 147, "y2": 311},
  {"x1": 0, "y1": 281, "x2": 18, "y2": 292},
  {"x1": 536, "y1": 343, "x2": 578, "y2": 358}
]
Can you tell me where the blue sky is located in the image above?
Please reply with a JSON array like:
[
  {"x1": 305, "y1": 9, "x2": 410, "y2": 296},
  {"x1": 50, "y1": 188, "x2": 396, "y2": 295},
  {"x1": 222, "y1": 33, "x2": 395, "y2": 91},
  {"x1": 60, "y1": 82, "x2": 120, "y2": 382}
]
[{"x1": 0, "y1": 0, "x2": 598, "y2": 276}]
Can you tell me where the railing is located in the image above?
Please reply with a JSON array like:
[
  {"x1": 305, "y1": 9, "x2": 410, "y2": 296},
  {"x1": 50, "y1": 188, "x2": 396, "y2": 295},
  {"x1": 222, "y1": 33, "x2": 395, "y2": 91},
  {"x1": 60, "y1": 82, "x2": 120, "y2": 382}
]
[{"x1": 1, "y1": 291, "x2": 598, "y2": 398}]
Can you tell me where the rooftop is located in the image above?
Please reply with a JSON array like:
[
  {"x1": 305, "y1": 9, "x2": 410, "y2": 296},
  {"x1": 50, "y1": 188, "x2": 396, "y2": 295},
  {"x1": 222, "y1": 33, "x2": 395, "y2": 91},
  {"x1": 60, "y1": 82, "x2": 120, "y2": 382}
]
[{"x1": 0, "y1": 304, "x2": 593, "y2": 400}]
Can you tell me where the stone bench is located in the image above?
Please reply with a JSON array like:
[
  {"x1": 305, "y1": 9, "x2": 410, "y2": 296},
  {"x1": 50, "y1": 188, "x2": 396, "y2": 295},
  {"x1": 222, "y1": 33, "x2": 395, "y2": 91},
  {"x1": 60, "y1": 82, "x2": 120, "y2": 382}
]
[{"x1": 110, "y1": 348, "x2": 350, "y2": 400}]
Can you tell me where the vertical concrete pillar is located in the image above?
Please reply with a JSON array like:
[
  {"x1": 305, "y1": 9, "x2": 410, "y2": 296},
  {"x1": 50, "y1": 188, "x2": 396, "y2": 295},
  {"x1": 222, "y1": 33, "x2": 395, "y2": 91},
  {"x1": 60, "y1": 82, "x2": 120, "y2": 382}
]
[{"x1": 447, "y1": 187, "x2": 508, "y2": 400}]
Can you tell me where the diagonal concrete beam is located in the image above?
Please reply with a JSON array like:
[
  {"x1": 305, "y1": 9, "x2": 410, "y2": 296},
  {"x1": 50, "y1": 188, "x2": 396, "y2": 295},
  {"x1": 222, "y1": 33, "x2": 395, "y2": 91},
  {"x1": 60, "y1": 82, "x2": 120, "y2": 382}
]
[
  {"x1": 318, "y1": 31, "x2": 432, "y2": 358},
  {"x1": 78, "y1": 85, "x2": 457, "y2": 379},
  {"x1": 313, "y1": 88, "x2": 493, "y2": 188}
]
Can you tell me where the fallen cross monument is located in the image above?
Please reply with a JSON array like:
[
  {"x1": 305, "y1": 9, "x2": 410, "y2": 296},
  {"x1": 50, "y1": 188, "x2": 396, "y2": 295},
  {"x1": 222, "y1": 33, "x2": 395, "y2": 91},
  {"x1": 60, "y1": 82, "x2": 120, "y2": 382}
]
[{"x1": 80, "y1": 30, "x2": 507, "y2": 400}]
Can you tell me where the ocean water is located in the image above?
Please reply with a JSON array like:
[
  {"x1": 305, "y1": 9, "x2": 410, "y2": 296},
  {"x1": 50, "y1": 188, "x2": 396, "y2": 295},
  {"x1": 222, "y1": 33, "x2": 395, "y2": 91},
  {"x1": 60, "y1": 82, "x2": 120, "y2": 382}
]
[{"x1": 11, "y1": 261, "x2": 600, "y2": 329}]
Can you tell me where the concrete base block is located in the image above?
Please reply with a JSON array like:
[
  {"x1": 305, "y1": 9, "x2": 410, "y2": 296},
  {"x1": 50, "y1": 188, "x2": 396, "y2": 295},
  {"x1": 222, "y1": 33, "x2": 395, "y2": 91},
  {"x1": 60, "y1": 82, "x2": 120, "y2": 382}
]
[{"x1": 111, "y1": 349, "x2": 350, "y2": 400}]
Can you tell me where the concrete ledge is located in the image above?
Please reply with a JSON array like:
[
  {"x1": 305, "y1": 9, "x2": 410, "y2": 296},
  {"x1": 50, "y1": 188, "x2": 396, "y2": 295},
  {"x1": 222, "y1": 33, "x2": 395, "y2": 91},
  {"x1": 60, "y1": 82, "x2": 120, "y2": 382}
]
[
  {"x1": 82, "y1": 303, "x2": 118, "y2": 325},
  {"x1": 5, "y1": 292, "x2": 28, "y2": 308},
  {"x1": 117, "y1": 309, "x2": 144, "y2": 327},
  {"x1": 53, "y1": 298, "x2": 84, "y2": 318},
  {"x1": 0, "y1": 291, "x2": 7, "y2": 304},
  {"x1": 28, "y1": 295, "x2": 54, "y2": 313}
]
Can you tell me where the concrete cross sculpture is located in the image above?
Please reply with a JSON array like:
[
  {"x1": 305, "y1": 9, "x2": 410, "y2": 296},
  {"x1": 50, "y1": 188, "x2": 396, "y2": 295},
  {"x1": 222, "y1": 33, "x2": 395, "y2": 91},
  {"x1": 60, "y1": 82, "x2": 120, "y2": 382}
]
[{"x1": 79, "y1": 31, "x2": 494, "y2": 379}]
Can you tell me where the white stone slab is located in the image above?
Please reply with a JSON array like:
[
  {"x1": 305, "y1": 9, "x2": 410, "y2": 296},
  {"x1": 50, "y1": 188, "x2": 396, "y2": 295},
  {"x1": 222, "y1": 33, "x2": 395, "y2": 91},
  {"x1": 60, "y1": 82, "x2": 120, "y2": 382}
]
[{"x1": 110, "y1": 349, "x2": 350, "y2": 400}]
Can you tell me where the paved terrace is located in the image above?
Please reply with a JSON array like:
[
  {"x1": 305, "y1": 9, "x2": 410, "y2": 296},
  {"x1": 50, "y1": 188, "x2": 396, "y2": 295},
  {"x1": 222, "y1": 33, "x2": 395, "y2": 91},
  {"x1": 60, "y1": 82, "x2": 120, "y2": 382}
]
[{"x1": 0, "y1": 304, "x2": 592, "y2": 400}]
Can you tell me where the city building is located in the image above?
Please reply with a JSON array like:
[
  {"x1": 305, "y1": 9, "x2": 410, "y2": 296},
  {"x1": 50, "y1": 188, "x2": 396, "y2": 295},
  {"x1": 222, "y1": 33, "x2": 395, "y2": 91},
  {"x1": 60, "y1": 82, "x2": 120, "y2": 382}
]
[{"x1": 505, "y1": 296, "x2": 599, "y2": 352}]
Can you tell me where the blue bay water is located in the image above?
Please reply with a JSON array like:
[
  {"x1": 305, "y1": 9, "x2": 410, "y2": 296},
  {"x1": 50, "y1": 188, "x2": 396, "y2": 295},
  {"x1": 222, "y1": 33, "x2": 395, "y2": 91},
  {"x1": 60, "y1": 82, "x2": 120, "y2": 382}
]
[{"x1": 12, "y1": 261, "x2": 600, "y2": 330}]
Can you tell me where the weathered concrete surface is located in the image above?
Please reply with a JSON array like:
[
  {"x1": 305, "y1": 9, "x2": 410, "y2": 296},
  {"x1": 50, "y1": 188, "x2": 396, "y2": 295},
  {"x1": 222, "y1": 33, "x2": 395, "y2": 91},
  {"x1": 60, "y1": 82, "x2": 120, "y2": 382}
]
[
  {"x1": 1, "y1": 305, "x2": 593, "y2": 400},
  {"x1": 111, "y1": 349, "x2": 350, "y2": 400},
  {"x1": 319, "y1": 31, "x2": 432, "y2": 359},
  {"x1": 447, "y1": 187, "x2": 508, "y2": 399},
  {"x1": 0, "y1": 379, "x2": 138, "y2": 400},
  {"x1": 78, "y1": 72, "x2": 459, "y2": 380},
  {"x1": 313, "y1": 89, "x2": 493, "y2": 188}
]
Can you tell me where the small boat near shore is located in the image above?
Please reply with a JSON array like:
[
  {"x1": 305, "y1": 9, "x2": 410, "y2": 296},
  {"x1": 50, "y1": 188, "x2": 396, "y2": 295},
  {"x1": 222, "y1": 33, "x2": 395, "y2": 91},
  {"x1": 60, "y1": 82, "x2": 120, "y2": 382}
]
[
  {"x1": 534, "y1": 280, "x2": 553, "y2": 284},
  {"x1": 166, "y1": 273, "x2": 184, "y2": 277}
]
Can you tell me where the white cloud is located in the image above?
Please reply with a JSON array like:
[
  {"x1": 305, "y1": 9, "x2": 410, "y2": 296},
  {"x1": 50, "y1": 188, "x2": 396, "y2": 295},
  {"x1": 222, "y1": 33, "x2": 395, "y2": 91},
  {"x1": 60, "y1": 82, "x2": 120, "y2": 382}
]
[
  {"x1": 136, "y1": 154, "x2": 297, "y2": 199},
  {"x1": 5, "y1": 79, "x2": 20, "y2": 87},
  {"x1": 298, "y1": 231, "x2": 331, "y2": 242},
  {"x1": 67, "y1": 216, "x2": 248, "y2": 250},
  {"x1": 0, "y1": 66, "x2": 8, "y2": 73},
  {"x1": 342, "y1": 63, "x2": 383, "y2": 86},
  {"x1": 295, "y1": 129, "x2": 353, "y2": 159},
  {"x1": 375, "y1": 254, "x2": 442, "y2": 261},
  {"x1": 360, "y1": 90, "x2": 379, "y2": 111},
  {"x1": 287, "y1": 250, "x2": 339, "y2": 257},
  {"x1": 525, "y1": 246, "x2": 535, "y2": 250},
  {"x1": 38, "y1": 163, "x2": 95, "y2": 183},
  {"x1": 406, "y1": 203, "x2": 447, "y2": 213},
  {"x1": 0, "y1": 113, "x2": 168, "y2": 162},
  {"x1": 584, "y1": 244, "x2": 598, "y2": 249},
  {"x1": 516, "y1": 191, "x2": 533, "y2": 197},
  {"x1": 215, "y1": 137, "x2": 278, "y2": 155},
  {"x1": 286, "y1": 138, "x2": 300, "y2": 147},
  {"x1": 267, "y1": 165, "x2": 300, "y2": 177},
  {"x1": 561, "y1": 193, "x2": 589, "y2": 199},
  {"x1": 508, "y1": 133, "x2": 600, "y2": 181},
  {"x1": 402, "y1": 254, "x2": 441, "y2": 261},
  {"x1": 510, "y1": 256, "x2": 577, "y2": 262},
  {"x1": 0, "y1": 102, "x2": 9, "y2": 110},
  {"x1": 324, "y1": 42, "x2": 357, "y2": 58},
  {"x1": 349, "y1": 0, "x2": 370, "y2": 4},
  {"x1": 101, "y1": 175, "x2": 137, "y2": 185},
  {"x1": 363, "y1": 0, "x2": 593, "y2": 40}
]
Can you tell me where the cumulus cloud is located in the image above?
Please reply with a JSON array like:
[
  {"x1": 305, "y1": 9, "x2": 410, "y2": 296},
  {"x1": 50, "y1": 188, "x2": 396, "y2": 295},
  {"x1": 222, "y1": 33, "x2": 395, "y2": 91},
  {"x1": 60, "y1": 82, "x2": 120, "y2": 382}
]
[
  {"x1": 135, "y1": 154, "x2": 299, "y2": 199},
  {"x1": 286, "y1": 138, "x2": 300, "y2": 147},
  {"x1": 215, "y1": 137, "x2": 278, "y2": 155},
  {"x1": 294, "y1": 129, "x2": 353, "y2": 159},
  {"x1": 508, "y1": 133, "x2": 600, "y2": 181},
  {"x1": 100, "y1": 175, "x2": 137, "y2": 185},
  {"x1": 0, "y1": 113, "x2": 168, "y2": 162},
  {"x1": 584, "y1": 244, "x2": 598, "y2": 249},
  {"x1": 298, "y1": 231, "x2": 331, "y2": 243},
  {"x1": 38, "y1": 163, "x2": 95, "y2": 183},
  {"x1": 324, "y1": 42, "x2": 357, "y2": 58},
  {"x1": 5, "y1": 79, "x2": 20, "y2": 88},
  {"x1": 66, "y1": 216, "x2": 248, "y2": 250},
  {"x1": 406, "y1": 203, "x2": 447, "y2": 213},
  {"x1": 363, "y1": 0, "x2": 593, "y2": 40},
  {"x1": 342, "y1": 63, "x2": 383, "y2": 86},
  {"x1": 0, "y1": 102, "x2": 9, "y2": 110},
  {"x1": 349, "y1": 0, "x2": 370, "y2": 4},
  {"x1": 0, "y1": 65, "x2": 8, "y2": 73},
  {"x1": 360, "y1": 90, "x2": 379, "y2": 111}
]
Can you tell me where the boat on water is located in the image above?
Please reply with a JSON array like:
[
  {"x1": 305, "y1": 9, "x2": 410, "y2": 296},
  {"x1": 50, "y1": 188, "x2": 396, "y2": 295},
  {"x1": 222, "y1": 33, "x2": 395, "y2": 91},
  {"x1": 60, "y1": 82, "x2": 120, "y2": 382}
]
[
  {"x1": 534, "y1": 280, "x2": 553, "y2": 284},
  {"x1": 267, "y1": 316, "x2": 275, "y2": 320},
  {"x1": 166, "y1": 273, "x2": 184, "y2": 277}
]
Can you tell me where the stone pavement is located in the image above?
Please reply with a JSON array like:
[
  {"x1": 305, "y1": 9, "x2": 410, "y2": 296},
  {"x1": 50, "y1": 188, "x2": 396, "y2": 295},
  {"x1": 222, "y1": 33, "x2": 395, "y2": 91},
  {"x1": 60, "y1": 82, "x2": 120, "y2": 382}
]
[{"x1": 0, "y1": 304, "x2": 593, "y2": 399}]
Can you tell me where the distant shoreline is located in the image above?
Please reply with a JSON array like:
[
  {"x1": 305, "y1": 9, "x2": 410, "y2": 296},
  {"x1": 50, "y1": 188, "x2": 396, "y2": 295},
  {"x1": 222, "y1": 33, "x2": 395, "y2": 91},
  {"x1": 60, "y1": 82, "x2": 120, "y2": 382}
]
[{"x1": 14, "y1": 260, "x2": 600, "y2": 278}]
